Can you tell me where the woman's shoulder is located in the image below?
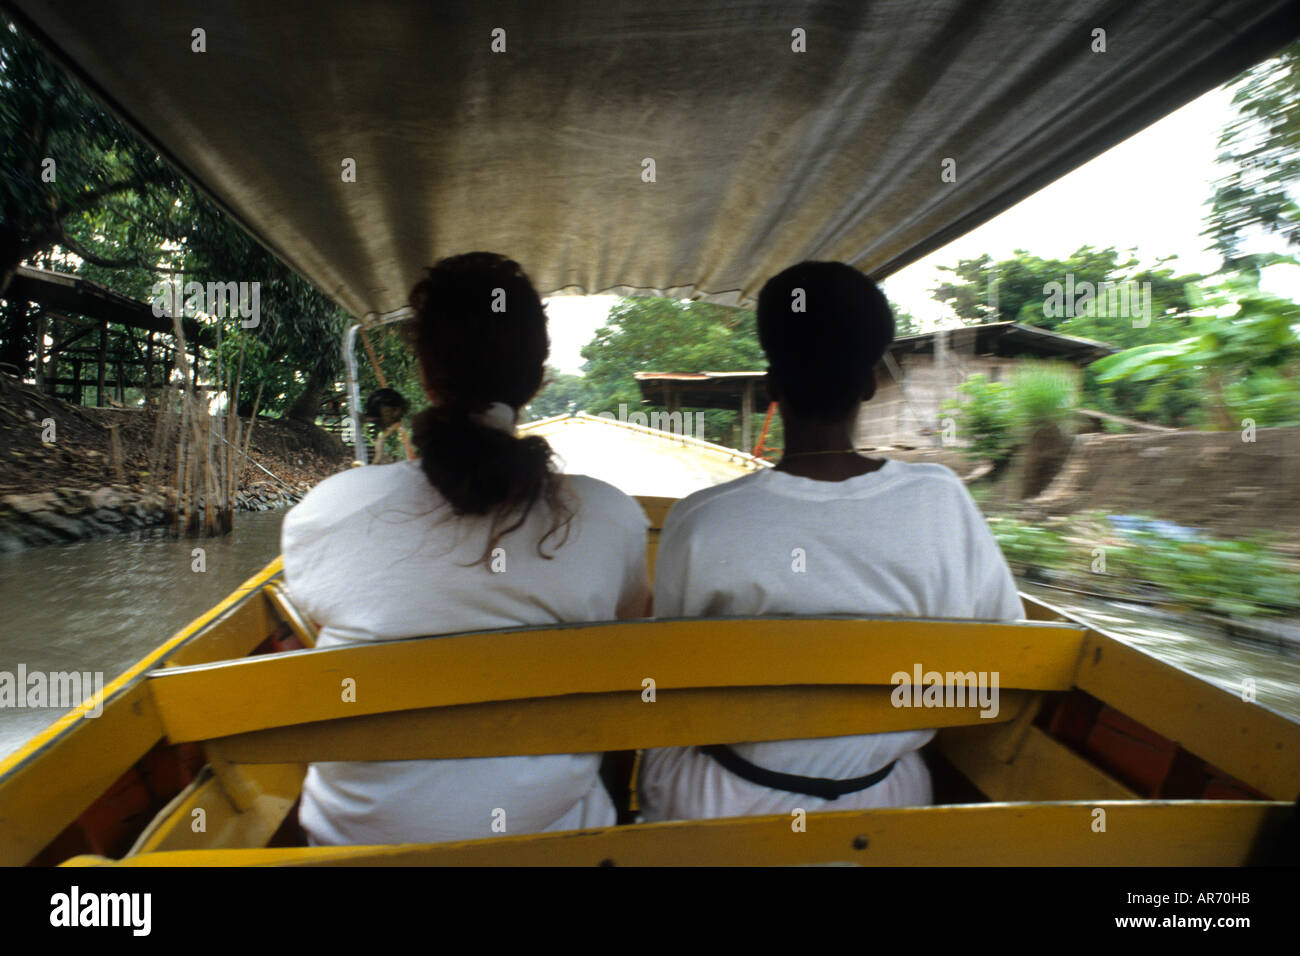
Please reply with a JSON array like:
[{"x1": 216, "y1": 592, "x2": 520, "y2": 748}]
[
  {"x1": 884, "y1": 459, "x2": 967, "y2": 488},
  {"x1": 285, "y1": 460, "x2": 428, "y2": 535},
  {"x1": 659, "y1": 471, "x2": 766, "y2": 534},
  {"x1": 560, "y1": 474, "x2": 649, "y2": 529}
]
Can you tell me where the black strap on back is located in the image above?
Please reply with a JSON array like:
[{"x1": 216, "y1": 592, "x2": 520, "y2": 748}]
[{"x1": 698, "y1": 744, "x2": 897, "y2": 801}]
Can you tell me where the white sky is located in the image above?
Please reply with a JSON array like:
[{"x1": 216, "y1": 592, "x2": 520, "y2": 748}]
[{"x1": 545, "y1": 83, "x2": 1298, "y2": 375}]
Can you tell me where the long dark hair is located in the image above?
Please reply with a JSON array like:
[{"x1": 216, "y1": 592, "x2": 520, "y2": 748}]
[{"x1": 407, "y1": 252, "x2": 573, "y2": 563}]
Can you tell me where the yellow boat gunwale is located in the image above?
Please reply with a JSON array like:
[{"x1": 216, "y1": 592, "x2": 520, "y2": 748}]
[{"x1": 65, "y1": 800, "x2": 1291, "y2": 868}]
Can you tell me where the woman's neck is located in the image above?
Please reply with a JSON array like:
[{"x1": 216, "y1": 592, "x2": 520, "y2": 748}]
[{"x1": 774, "y1": 418, "x2": 885, "y2": 482}]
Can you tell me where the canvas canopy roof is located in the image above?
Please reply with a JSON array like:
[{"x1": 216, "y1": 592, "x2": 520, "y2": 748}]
[{"x1": 7, "y1": 1, "x2": 1298, "y2": 322}]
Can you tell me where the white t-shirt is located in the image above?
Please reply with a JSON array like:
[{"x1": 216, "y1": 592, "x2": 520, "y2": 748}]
[
  {"x1": 281, "y1": 459, "x2": 650, "y2": 845},
  {"x1": 640, "y1": 459, "x2": 1022, "y2": 821}
]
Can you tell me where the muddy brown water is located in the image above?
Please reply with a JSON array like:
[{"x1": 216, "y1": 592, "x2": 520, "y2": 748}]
[
  {"x1": 1, "y1": 517, "x2": 1297, "y2": 761},
  {"x1": 0, "y1": 510, "x2": 285, "y2": 758}
]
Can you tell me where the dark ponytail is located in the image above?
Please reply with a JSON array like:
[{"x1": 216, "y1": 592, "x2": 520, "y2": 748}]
[{"x1": 407, "y1": 253, "x2": 573, "y2": 563}]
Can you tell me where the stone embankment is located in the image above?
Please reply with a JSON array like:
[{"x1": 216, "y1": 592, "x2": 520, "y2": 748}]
[{"x1": 0, "y1": 481, "x2": 305, "y2": 553}]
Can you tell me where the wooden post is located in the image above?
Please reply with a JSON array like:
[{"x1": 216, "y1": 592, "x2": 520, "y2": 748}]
[
  {"x1": 96, "y1": 322, "x2": 108, "y2": 407},
  {"x1": 72, "y1": 359, "x2": 82, "y2": 406},
  {"x1": 145, "y1": 331, "x2": 154, "y2": 403},
  {"x1": 33, "y1": 309, "x2": 47, "y2": 391},
  {"x1": 46, "y1": 315, "x2": 60, "y2": 397},
  {"x1": 108, "y1": 424, "x2": 125, "y2": 482}
]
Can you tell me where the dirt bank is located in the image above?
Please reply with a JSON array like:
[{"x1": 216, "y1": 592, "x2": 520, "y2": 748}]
[
  {"x1": 0, "y1": 372, "x2": 351, "y2": 550},
  {"x1": 1022, "y1": 428, "x2": 1300, "y2": 541},
  {"x1": 868, "y1": 428, "x2": 1300, "y2": 544}
]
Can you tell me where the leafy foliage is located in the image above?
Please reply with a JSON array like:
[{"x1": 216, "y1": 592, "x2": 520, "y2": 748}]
[
  {"x1": 1091, "y1": 271, "x2": 1300, "y2": 428},
  {"x1": 890, "y1": 300, "x2": 922, "y2": 337},
  {"x1": 929, "y1": 246, "x2": 1212, "y2": 427},
  {"x1": 942, "y1": 374, "x2": 1015, "y2": 464},
  {"x1": 943, "y1": 363, "x2": 1081, "y2": 464},
  {"x1": 1205, "y1": 40, "x2": 1300, "y2": 263},
  {"x1": 578, "y1": 297, "x2": 777, "y2": 449},
  {"x1": 524, "y1": 366, "x2": 591, "y2": 420},
  {"x1": 0, "y1": 19, "x2": 187, "y2": 371},
  {"x1": 989, "y1": 514, "x2": 1300, "y2": 618},
  {"x1": 1008, "y1": 362, "x2": 1080, "y2": 429},
  {"x1": 180, "y1": 196, "x2": 351, "y2": 420},
  {"x1": 0, "y1": 19, "x2": 351, "y2": 421},
  {"x1": 929, "y1": 246, "x2": 1198, "y2": 330},
  {"x1": 987, "y1": 516, "x2": 1071, "y2": 569}
]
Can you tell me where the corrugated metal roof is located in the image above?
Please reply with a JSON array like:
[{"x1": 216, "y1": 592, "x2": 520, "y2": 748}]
[{"x1": 890, "y1": 322, "x2": 1116, "y2": 364}]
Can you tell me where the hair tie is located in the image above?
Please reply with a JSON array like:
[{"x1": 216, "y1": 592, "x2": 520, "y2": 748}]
[{"x1": 468, "y1": 401, "x2": 517, "y2": 434}]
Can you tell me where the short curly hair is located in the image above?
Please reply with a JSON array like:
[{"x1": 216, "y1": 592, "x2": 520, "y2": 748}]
[{"x1": 756, "y1": 261, "x2": 894, "y2": 421}]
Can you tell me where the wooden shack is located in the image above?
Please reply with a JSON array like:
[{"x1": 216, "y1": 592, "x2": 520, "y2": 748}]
[{"x1": 634, "y1": 322, "x2": 1115, "y2": 453}]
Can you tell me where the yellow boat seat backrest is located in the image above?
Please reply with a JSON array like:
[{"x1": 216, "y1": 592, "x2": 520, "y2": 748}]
[{"x1": 144, "y1": 615, "x2": 1086, "y2": 765}]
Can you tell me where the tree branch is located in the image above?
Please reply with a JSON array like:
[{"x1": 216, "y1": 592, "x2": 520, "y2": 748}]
[
  {"x1": 56, "y1": 173, "x2": 161, "y2": 218},
  {"x1": 55, "y1": 231, "x2": 152, "y2": 271}
]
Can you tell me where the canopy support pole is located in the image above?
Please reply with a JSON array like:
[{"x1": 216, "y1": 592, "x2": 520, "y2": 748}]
[{"x1": 342, "y1": 323, "x2": 367, "y2": 465}]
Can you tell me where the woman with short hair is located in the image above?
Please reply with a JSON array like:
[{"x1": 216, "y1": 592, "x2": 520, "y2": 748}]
[{"x1": 640, "y1": 261, "x2": 1021, "y2": 822}]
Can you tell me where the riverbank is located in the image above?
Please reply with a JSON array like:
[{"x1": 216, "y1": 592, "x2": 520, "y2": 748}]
[
  {"x1": 0, "y1": 372, "x2": 350, "y2": 552},
  {"x1": 0, "y1": 480, "x2": 305, "y2": 552},
  {"x1": 883, "y1": 427, "x2": 1300, "y2": 542}
]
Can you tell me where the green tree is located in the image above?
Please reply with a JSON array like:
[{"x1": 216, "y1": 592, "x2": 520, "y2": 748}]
[
  {"x1": 930, "y1": 247, "x2": 1206, "y2": 426},
  {"x1": 0, "y1": 19, "x2": 350, "y2": 422},
  {"x1": 525, "y1": 366, "x2": 591, "y2": 420},
  {"x1": 180, "y1": 196, "x2": 350, "y2": 422},
  {"x1": 0, "y1": 18, "x2": 186, "y2": 372},
  {"x1": 941, "y1": 374, "x2": 1014, "y2": 465},
  {"x1": 580, "y1": 297, "x2": 775, "y2": 449},
  {"x1": 1205, "y1": 40, "x2": 1300, "y2": 265},
  {"x1": 932, "y1": 247, "x2": 1120, "y2": 328},
  {"x1": 931, "y1": 246, "x2": 1199, "y2": 332},
  {"x1": 889, "y1": 299, "x2": 922, "y2": 336},
  {"x1": 1090, "y1": 272, "x2": 1300, "y2": 429}
]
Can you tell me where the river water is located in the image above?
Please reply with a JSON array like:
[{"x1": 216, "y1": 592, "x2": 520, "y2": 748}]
[
  {"x1": 1019, "y1": 583, "x2": 1300, "y2": 723},
  {"x1": 1, "y1": 518, "x2": 1297, "y2": 760},
  {"x1": 0, "y1": 510, "x2": 286, "y2": 758}
]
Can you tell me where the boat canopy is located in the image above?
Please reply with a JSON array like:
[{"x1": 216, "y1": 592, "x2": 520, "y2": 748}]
[{"x1": 7, "y1": 1, "x2": 1299, "y2": 320}]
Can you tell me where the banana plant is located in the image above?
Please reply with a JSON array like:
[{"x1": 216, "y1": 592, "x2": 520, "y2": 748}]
[{"x1": 1090, "y1": 266, "x2": 1300, "y2": 429}]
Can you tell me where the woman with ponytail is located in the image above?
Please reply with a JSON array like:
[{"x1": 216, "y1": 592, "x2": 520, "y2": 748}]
[{"x1": 281, "y1": 252, "x2": 651, "y2": 845}]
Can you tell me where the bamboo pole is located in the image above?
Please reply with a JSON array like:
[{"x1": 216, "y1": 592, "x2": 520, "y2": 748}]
[
  {"x1": 108, "y1": 424, "x2": 125, "y2": 483},
  {"x1": 169, "y1": 312, "x2": 195, "y2": 536},
  {"x1": 173, "y1": 392, "x2": 189, "y2": 536},
  {"x1": 205, "y1": 409, "x2": 217, "y2": 536},
  {"x1": 240, "y1": 382, "x2": 264, "y2": 493}
]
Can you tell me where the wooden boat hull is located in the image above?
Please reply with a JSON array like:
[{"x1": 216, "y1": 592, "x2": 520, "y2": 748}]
[{"x1": 1, "y1": 498, "x2": 1296, "y2": 866}]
